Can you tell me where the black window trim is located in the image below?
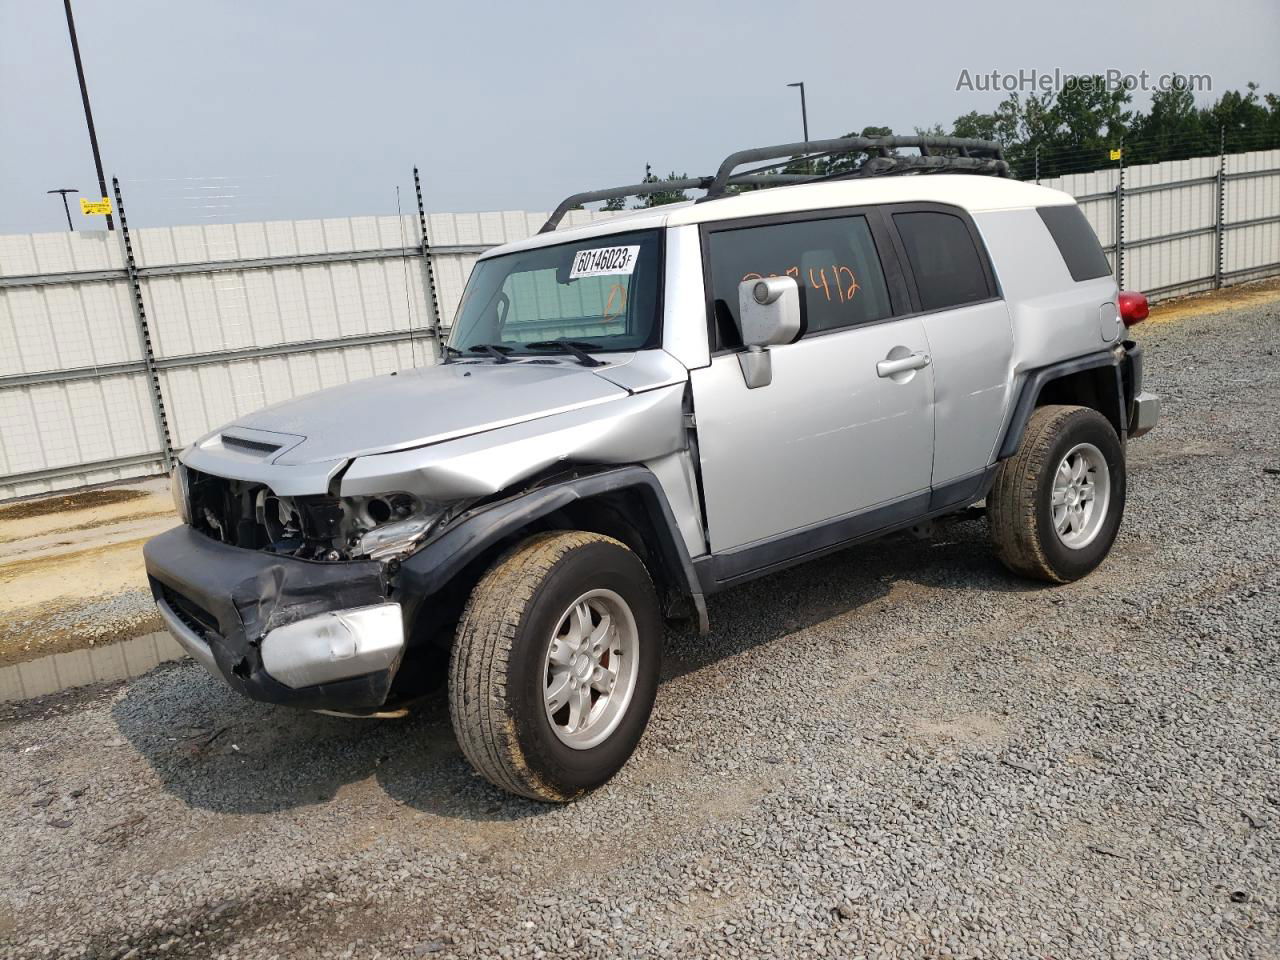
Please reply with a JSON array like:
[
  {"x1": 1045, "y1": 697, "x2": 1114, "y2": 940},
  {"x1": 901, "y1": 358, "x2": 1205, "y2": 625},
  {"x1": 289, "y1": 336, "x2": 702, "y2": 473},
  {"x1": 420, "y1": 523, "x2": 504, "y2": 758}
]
[
  {"x1": 883, "y1": 202, "x2": 1002, "y2": 316},
  {"x1": 451, "y1": 226, "x2": 667, "y2": 356},
  {"x1": 697, "y1": 201, "x2": 1007, "y2": 356},
  {"x1": 697, "y1": 204, "x2": 914, "y2": 355}
]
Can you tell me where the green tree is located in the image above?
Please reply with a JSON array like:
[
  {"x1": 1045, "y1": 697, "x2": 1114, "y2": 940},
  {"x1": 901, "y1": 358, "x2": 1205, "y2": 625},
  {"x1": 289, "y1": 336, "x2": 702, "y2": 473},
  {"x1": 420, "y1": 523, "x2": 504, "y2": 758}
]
[
  {"x1": 1211, "y1": 82, "x2": 1272, "y2": 150},
  {"x1": 942, "y1": 77, "x2": 1280, "y2": 178},
  {"x1": 637, "y1": 165, "x2": 692, "y2": 207},
  {"x1": 1126, "y1": 82, "x2": 1209, "y2": 163},
  {"x1": 786, "y1": 125, "x2": 898, "y2": 177},
  {"x1": 949, "y1": 111, "x2": 998, "y2": 140}
]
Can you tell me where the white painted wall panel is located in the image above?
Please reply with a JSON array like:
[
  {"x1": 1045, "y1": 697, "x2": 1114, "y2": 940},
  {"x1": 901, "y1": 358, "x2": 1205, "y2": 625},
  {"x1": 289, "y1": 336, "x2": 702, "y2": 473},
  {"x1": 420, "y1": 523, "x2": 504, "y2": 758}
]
[
  {"x1": 0, "y1": 230, "x2": 123, "y2": 277},
  {"x1": 0, "y1": 281, "x2": 139, "y2": 376},
  {"x1": 158, "y1": 340, "x2": 419, "y2": 449},
  {"x1": 0, "y1": 373, "x2": 161, "y2": 499}
]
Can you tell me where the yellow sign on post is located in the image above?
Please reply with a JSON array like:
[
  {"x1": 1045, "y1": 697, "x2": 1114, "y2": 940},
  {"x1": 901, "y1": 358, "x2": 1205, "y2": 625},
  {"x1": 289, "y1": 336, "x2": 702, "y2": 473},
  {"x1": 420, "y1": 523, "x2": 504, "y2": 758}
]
[
  {"x1": 80, "y1": 197, "x2": 113, "y2": 215},
  {"x1": 1109, "y1": 148, "x2": 1123, "y2": 161}
]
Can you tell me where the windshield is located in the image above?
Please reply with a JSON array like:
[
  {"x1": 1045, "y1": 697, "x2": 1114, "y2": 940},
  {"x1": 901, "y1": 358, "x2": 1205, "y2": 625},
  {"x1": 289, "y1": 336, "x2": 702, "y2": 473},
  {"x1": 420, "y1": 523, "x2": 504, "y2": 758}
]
[{"x1": 448, "y1": 229, "x2": 662, "y2": 356}]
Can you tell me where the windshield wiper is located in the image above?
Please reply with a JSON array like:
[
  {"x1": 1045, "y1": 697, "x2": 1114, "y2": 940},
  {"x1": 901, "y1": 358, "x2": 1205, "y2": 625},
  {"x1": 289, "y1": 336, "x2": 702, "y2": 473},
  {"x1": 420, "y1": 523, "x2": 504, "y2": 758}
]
[
  {"x1": 441, "y1": 344, "x2": 464, "y2": 362},
  {"x1": 467, "y1": 344, "x2": 515, "y2": 364},
  {"x1": 525, "y1": 339, "x2": 605, "y2": 368}
]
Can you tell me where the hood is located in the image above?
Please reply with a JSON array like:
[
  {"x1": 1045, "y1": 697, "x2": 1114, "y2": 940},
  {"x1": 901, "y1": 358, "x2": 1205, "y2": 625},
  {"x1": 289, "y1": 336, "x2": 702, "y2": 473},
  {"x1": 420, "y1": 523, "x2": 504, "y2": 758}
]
[{"x1": 208, "y1": 358, "x2": 635, "y2": 466}]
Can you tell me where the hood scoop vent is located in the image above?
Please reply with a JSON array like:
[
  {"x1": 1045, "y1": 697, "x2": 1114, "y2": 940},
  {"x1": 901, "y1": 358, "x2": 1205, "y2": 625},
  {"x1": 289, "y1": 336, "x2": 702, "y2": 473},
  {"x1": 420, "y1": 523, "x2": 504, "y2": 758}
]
[
  {"x1": 216, "y1": 429, "x2": 292, "y2": 460},
  {"x1": 221, "y1": 433, "x2": 283, "y2": 455}
]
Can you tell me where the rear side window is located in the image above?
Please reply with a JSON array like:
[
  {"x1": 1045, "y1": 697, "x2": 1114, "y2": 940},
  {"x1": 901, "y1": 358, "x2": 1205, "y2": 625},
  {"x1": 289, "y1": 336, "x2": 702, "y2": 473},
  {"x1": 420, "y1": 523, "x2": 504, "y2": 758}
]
[
  {"x1": 893, "y1": 211, "x2": 993, "y2": 311},
  {"x1": 1037, "y1": 204, "x2": 1113, "y2": 281},
  {"x1": 707, "y1": 215, "x2": 893, "y2": 346}
]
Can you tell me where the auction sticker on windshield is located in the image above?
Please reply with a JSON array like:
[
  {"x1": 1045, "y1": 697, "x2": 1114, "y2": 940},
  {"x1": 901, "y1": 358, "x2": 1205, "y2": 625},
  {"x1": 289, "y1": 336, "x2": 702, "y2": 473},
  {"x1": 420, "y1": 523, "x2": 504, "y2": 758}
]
[{"x1": 569, "y1": 245, "x2": 640, "y2": 279}]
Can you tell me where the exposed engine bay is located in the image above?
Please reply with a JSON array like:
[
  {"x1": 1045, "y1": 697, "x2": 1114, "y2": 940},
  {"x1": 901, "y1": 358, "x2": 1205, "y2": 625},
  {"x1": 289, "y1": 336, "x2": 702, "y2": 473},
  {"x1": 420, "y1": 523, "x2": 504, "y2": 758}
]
[{"x1": 182, "y1": 467, "x2": 460, "y2": 563}]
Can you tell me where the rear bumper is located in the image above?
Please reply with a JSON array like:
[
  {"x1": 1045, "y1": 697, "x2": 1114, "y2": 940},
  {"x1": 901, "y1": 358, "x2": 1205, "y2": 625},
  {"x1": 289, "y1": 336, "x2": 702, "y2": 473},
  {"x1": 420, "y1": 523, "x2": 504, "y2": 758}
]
[
  {"x1": 1130, "y1": 392, "x2": 1160, "y2": 438},
  {"x1": 1122, "y1": 340, "x2": 1159, "y2": 438},
  {"x1": 144, "y1": 525, "x2": 402, "y2": 713}
]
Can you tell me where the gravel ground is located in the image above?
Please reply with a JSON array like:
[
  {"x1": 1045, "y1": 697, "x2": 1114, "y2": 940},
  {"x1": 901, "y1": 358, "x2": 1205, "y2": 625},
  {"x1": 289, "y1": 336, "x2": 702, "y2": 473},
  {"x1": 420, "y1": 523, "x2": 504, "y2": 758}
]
[
  {"x1": 0, "y1": 480, "x2": 173, "y2": 666},
  {"x1": 0, "y1": 589, "x2": 162, "y2": 665},
  {"x1": 1, "y1": 296, "x2": 1278, "y2": 960}
]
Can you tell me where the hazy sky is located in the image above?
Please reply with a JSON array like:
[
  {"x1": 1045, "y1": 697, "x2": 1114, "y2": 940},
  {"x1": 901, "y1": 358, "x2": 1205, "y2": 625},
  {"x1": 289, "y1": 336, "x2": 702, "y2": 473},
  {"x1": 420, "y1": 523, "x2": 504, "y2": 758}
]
[{"x1": 3, "y1": 0, "x2": 1278, "y2": 234}]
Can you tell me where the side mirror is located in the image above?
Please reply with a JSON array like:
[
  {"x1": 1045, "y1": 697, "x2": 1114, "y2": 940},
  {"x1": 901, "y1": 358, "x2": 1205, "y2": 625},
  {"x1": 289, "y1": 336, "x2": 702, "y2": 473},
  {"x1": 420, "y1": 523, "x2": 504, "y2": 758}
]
[
  {"x1": 735, "y1": 277, "x2": 801, "y2": 389},
  {"x1": 737, "y1": 277, "x2": 801, "y2": 347}
]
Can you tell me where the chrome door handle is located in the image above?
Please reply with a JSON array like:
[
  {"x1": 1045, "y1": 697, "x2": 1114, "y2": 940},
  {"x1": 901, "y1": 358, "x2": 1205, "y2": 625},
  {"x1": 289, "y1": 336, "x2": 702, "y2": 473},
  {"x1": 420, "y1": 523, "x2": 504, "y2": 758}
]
[{"x1": 876, "y1": 351, "x2": 932, "y2": 378}]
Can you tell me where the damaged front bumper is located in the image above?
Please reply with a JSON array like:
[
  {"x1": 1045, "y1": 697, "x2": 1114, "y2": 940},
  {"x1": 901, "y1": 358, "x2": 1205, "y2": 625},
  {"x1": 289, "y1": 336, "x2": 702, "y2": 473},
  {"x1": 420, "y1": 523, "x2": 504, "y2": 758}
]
[{"x1": 144, "y1": 525, "x2": 404, "y2": 713}]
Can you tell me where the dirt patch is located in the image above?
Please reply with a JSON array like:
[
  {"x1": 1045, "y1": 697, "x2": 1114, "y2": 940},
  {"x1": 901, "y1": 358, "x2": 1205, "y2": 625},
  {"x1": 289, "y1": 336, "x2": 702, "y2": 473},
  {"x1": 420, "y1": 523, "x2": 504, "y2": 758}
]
[
  {"x1": 0, "y1": 487, "x2": 146, "y2": 522},
  {"x1": 0, "y1": 509, "x2": 170, "y2": 545},
  {"x1": 0, "y1": 530, "x2": 164, "y2": 667},
  {"x1": 1147, "y1": 276, "x2": 1280, "y2": 326},
  {"x1": 0, "y1": 478, "x2": 177, "y2": 668},
  {"x1": 910, "y1": 712, "x2": 1008, "y2": 746},
  {"x1": 0, "y1": 479, "x2": 173, "y2": 545},
  {"x1": 0, "y1": 535, "x2": 153, "y2": 588}
]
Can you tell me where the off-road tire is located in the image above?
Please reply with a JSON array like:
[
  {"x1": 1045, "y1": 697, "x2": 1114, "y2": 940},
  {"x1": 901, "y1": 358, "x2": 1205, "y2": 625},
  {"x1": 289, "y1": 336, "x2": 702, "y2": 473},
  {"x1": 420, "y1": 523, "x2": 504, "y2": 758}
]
[
  {"x1": 988, "y1": 404, "x2": 1126, "y2": 583},
  {"x1": 448, "y1": 531, "x2": 661, "y2": 802}
]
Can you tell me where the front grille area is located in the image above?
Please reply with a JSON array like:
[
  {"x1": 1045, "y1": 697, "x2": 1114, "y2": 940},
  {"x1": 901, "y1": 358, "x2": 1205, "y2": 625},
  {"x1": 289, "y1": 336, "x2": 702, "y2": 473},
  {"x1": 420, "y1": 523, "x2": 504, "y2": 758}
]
[
  {"x1": 185, "y1": 467, "x2": 355, "y2": 559},
  {"x1": 186, "y1": 467, "x2": 270, "y2": 548}
]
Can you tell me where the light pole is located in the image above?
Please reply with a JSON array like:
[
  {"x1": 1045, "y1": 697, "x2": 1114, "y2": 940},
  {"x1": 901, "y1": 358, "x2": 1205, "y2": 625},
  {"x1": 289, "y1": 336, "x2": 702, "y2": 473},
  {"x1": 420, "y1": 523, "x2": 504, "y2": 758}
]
[
  {"x1": 786, "y1": 82, "x2": 810, "y2": 142},
  {"x1": 48, "y1": 188, "x2": 80, "y2": 230},
  {"x1": 62, "y1": 0, "x2": 113, "y2": 230}
]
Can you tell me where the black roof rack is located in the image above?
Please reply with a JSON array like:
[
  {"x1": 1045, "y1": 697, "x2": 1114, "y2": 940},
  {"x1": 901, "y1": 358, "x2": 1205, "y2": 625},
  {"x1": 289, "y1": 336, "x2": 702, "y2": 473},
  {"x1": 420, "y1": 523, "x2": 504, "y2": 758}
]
[{"x1": 540, "y1": 135, "x2": 1010, "y2": 233}]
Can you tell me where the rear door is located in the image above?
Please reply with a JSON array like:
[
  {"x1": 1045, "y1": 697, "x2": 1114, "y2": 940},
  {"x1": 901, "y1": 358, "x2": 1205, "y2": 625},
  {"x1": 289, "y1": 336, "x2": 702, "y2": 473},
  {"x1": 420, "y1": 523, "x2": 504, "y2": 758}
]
[
  {"x1": 690, "y1": 209, "x2": 934, "y2": 555},
  {"x1": 887, "y1": 205, "x2": 1013, "y2": 487}
]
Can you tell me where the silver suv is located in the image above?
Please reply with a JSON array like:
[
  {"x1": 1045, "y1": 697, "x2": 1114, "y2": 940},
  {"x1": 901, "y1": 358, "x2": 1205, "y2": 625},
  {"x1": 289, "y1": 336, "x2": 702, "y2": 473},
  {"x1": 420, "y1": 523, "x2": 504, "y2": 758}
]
[{"x1": 145, "y1": 137, "x2": 1160, "y2": 801}]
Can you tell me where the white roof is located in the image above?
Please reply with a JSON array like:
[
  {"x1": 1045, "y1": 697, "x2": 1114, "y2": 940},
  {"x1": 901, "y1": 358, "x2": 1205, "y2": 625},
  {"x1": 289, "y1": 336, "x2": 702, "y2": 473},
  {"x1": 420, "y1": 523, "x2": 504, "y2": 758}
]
[{"x1": 487, "y1": 175, "x2": 1075, "y2": 258}]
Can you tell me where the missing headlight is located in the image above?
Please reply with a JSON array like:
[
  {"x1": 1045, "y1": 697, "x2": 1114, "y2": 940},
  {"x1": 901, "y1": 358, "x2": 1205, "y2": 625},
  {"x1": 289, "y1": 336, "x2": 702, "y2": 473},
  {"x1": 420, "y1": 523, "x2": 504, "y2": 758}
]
[{"x1": 184, "y1": 470, "x2": 456, "y2": 562}]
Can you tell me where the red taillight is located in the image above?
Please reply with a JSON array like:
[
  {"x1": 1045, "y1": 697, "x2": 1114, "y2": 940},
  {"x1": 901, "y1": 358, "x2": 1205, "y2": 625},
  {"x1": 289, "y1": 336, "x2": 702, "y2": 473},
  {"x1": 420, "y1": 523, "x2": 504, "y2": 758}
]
[{"x1": 1118, "y1": 291, "x2": 1149, "y2": 327}]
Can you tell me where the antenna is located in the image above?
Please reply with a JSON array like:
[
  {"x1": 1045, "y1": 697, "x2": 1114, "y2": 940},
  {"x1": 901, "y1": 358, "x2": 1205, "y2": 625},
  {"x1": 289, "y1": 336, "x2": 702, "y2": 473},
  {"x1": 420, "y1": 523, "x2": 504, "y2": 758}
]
[{"x1": 395, "y1": 185, "x2": 422, "y2": 369}]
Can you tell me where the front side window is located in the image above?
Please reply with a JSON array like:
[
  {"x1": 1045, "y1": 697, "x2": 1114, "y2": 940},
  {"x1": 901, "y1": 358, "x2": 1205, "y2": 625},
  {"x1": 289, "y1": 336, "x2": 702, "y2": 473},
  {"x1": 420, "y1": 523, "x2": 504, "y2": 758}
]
[
  {"x1": 449, "y1": 229, "x2": 661, "y2": 355},
  {"x1": 707, "y1": 215, "x2": 893, "y2": 348},
  {"x1": 892, "y1": 211, "x2": 993, "y2": 311}
]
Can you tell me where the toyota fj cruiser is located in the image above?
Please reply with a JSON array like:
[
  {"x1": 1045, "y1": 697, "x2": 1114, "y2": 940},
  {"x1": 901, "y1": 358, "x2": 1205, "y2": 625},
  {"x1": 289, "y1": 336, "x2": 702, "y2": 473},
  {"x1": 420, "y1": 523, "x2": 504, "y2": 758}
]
[{"x1": 145, "y1": 136, "x2": 1159, "y2": 801}]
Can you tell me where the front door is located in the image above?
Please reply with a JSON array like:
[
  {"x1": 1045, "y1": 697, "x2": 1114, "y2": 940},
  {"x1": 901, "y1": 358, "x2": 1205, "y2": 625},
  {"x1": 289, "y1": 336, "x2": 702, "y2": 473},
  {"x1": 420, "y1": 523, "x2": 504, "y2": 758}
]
[{"x1": 690, "y1": 210, "x2": 935, "y2": 555}]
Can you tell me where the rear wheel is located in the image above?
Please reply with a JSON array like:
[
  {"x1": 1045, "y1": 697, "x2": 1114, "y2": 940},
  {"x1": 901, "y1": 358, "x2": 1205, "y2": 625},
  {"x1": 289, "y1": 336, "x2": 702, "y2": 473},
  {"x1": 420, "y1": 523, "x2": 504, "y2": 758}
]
[
  {"x1": 988, "y1": 404, "x2": 1126, "y2": 583},
  {"x1": 448, "y1": 531, "x2": 660, "y2": 802}
]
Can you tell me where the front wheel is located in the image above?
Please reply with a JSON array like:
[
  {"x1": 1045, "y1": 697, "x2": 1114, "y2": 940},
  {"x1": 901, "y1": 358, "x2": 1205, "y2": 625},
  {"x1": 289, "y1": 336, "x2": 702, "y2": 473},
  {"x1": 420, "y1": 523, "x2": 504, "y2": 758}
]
[
  {"x1": 448, "y1": 531, "x2": 661, "y2": 802},
  {"x1": 988, "y1": 404, "x2": 1127, "y2": 583}
]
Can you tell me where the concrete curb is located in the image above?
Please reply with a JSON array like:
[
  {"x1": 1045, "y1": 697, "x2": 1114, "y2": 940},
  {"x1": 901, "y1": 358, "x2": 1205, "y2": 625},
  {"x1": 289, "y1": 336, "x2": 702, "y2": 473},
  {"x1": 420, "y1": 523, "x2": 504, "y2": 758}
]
[{"x1": 0, "y1": 631, "x2": 188, "y2": 704}]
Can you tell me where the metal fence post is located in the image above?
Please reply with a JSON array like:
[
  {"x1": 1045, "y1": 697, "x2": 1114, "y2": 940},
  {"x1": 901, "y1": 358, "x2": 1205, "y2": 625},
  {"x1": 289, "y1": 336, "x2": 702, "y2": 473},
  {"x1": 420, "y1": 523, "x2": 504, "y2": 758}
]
[
  {"x1": 1114, "y1": 161, "x2": 1126, "y2": 291},
  {"x1": 1214, "y1": 126, "x2": 1226, "y2": 290},
  {"x1": 1034, "y1": 145, "x2": 1040, "y2": 185},
  {"x1": 112, "y1": 177, "x2": 174, "y2": 470},
  {"x1": 413, "y1": 166, "x2": 444, "y2": 362}
]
